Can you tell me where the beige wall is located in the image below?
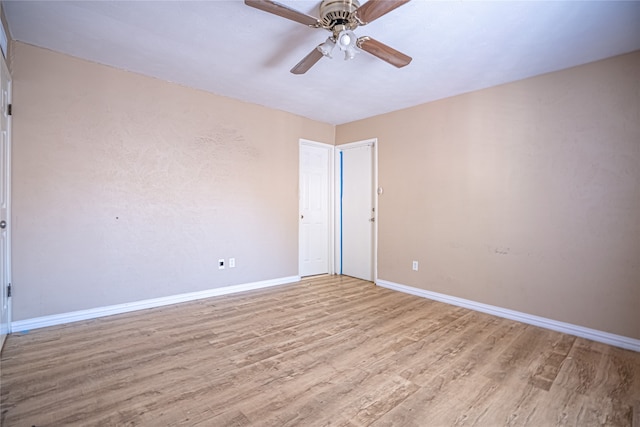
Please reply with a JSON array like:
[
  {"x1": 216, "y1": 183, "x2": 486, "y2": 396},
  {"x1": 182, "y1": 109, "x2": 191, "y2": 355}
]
[
  {"x1": 11, "y1": 39, "x2": 640, "y2": 340},
  {"x1": 337, "y1": 51, "x2": 640, "y2": 339},
  {"x1": 11, "y1": 42, "x2": 333, "y2": 320}
]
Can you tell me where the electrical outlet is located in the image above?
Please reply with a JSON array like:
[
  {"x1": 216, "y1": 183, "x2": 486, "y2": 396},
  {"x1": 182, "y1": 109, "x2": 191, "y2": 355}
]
[
  {"x1": 229, "y1": 258, "x2": 235, "y2": 268},
  {"x1": 218, "y1": 259, "x2": 225, "y2": 270},
  {"x1": 412, "y1": 261, "x2": 419, "y2": 271}
]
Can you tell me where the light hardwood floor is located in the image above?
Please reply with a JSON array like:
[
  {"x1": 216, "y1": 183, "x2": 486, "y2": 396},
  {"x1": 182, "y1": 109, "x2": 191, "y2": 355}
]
[{"x1": 1, "y1": 275, "x2": 639, "y2": 426}]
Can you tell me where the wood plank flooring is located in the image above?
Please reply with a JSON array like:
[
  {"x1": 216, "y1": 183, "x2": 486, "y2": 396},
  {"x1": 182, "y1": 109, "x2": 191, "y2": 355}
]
[{"x1": 1, "y1": 275, "x2": 639, "y2": 426}]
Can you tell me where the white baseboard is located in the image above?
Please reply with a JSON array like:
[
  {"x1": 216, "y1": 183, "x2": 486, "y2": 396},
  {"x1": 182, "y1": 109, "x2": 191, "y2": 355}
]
[
  {"x1": 11, "y1": 276, "x2": 300, "y2": 333},
  {"x1": 376, "y1": 279, "x2": 640, "y2": 352}
]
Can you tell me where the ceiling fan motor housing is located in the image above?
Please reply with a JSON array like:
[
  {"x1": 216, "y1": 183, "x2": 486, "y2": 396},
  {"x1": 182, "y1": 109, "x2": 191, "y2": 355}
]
[{"x1": 319, "y1": 0, "x2": 360, "y2": 31}]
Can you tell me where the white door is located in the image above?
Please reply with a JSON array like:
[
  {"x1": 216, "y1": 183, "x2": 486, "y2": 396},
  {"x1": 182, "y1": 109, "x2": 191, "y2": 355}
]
[
  {"x1": 299, "y1": 141, "x2": 331, "y2": 277},
  {"x1": 339, "y1": 141, "x2": 375, "y2": 281},
  {"x1": 0, "y1": 54, "x2": 11, "y2": 349}
]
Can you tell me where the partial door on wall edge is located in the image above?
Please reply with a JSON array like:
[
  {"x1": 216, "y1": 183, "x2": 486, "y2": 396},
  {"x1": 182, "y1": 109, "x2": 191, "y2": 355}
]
[{"x1": 0, "y1": 51, "x2": 12, "y2": 349}]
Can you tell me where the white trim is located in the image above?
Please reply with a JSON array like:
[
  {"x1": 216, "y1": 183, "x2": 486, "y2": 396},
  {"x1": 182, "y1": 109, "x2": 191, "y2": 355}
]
[
  {"x1": 372, "y1": 140, "x2": 378, "y2": 283},
  {"x1": 336, "y1": 139, "x2": 375, "y2": 150},
  {"x1": 12, "y1": 276, "x2": 300, "y2": 333},
  {"x1": 2, "y1": 54, "x2": 11, "y2": 335},
  {"x1": 376, "y1": 279, "x2": 640, "y2": 352}
]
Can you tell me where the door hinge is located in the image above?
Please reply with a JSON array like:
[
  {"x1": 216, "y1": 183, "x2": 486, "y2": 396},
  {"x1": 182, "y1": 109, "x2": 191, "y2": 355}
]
[
  {"x1": 7, "y1": 283, "x2": 11, "y2": 298},
  {"x1": 7, "y1": 104, "x2": 11, "y2": 116}
]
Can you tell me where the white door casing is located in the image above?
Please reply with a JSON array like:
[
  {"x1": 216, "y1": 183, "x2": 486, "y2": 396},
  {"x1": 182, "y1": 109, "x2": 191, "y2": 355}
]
[
  {"x1": 299, "y1": 140, "x2": 333, "y2": 277},
  {"x1": 337, "y1": 139, "x2": 377, "y2": 282},
  {"x1": 0, "y1": 53, "x2": 12, "y2": 348}
]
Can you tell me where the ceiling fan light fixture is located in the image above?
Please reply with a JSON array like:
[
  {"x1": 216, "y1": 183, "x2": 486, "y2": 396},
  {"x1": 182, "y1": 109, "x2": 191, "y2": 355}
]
[
  {"x1": 344, "y1": 46, "x2": 357, "y2": 60},
  {"x1": 336, "y1": 29, "x2": 358, "y2": 61},
  {"x1": 339, "y1": 33, "x2": 351, "y2": 46},
  {"x1": 336, "y1": 29, "x2": 356, "y2": 49},
  {"x1": 317, "y1": 37, "x2": 336, "y2": 58}
]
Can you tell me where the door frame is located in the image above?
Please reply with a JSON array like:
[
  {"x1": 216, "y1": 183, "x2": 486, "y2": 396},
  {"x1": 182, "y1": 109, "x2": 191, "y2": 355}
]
[
  {"x1": 334, "y1": 138, "x2": 378, "y2": 282},
  {"x1": 298, "y1": 139, "x2": 335, "y2": 277}
]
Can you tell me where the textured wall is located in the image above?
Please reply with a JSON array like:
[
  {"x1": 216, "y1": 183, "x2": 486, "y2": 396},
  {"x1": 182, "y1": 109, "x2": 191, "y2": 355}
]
[
  {"x1": 336, "y1": 51, "x2": 640, "y2": 339},
  {"x1": 11, "y1": 42, "x2": 334, "y2": 320}
]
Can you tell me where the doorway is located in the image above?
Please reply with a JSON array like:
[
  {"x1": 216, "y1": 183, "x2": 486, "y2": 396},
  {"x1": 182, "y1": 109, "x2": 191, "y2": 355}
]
[
  {"x1": 299, "y1": 140, "x2": 333, "y2": 277},
  {"x1": 336, "y1": 139, "x2": 377, "y2": 282}
]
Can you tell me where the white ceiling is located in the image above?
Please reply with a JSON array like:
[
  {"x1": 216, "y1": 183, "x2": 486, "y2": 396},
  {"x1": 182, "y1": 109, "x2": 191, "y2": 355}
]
[{"x1": 4, "y1": 0, "x2": 640, "y2": 125}]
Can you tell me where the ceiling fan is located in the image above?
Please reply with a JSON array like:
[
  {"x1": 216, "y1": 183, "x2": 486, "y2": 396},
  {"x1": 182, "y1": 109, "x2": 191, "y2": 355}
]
[{"x1": 245, "y1": 0, "x2": 413, "y2": 74}]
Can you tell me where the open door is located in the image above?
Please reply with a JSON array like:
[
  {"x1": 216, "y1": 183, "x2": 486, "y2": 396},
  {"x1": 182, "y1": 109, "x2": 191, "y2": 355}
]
[
  {"x1": 336, "y1": 139, "x2": 377, "y2": 282},
  {"x1": 0, "y1": 53, "x2": 11, "y2": 349}
]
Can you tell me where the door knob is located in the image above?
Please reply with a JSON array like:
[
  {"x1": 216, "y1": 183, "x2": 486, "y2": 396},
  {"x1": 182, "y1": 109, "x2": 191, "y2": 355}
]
[{"x1": 0, "y1": 220, "x2": 6, "y2": 229}]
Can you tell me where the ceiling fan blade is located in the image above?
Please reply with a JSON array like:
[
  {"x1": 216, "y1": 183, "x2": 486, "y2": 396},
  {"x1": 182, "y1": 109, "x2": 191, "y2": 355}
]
[
  {"x1": 291, "y1": 47, "x2": 324, "y2": 74},
  {"x1": 244, "y1": 0, "x2": 321, "y2": 27},
  {"x1": 357, "y1": 36, "x2": 412, "y2": 68},
  {"x1": 355, "y1": 0, "x2": 411, "y2": 25}
]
